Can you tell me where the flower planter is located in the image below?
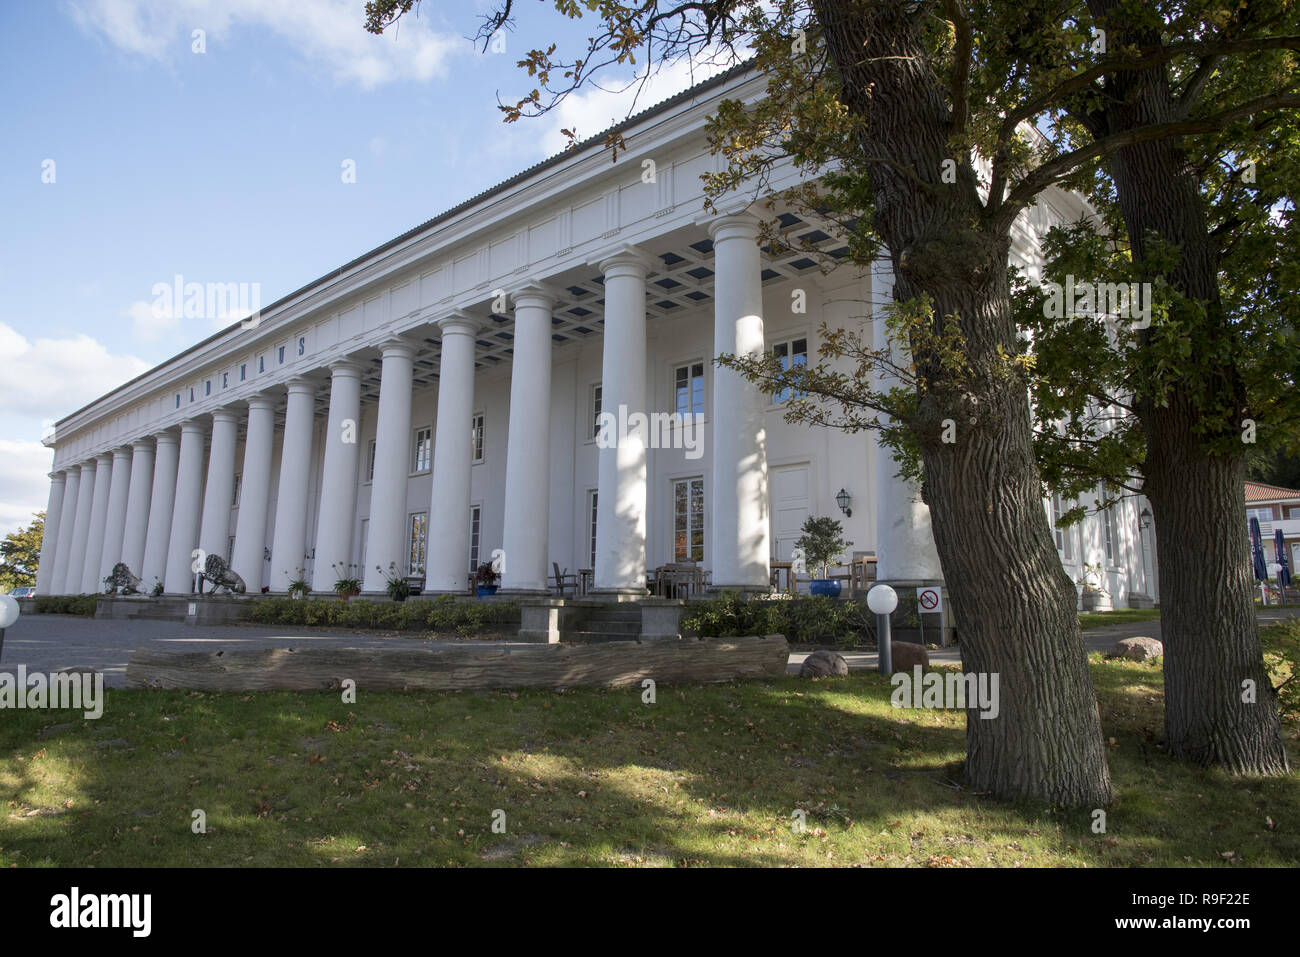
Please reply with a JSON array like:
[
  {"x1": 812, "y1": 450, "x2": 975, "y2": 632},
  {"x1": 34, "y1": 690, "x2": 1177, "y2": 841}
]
[
  {"x1": 1080, "y1": 588, "x2": 1112, "y2": 612},
  {"x1": 809, "y1": 579, "x2": 842, "y2": 598},
  {"x1": 476, "y1": 585, "x2": 499, "y2": 599}
]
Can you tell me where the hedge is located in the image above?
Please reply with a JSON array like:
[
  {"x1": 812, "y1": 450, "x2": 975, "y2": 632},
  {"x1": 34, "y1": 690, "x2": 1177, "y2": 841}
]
[
  {"x1": 247, "y1": 595, "x2": 520, "y2": 635},
  {"x1": 681, "y1": 592, "x2": 882, "y2": 647},
  {"x1": 34, "y1": 595, "x2": 98, "y2": 617}
]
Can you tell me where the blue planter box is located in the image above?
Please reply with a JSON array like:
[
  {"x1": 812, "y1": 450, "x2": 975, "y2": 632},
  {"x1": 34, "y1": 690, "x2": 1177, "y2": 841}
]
[
  {"x1": 809, "y1": 579, "x2": 841, "y2": 598},
  {"x1": 476, "y1": 585, "x2": 499, "y2": 599}
]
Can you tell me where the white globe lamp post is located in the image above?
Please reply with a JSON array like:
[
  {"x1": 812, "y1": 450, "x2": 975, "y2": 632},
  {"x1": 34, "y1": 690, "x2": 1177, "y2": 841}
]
[
  {"x1": 0, "y1": 594, "x2": 19, "y2": 661},
  {"x1": 866, "y1": 584, "x2": 898, "y2": 674}
]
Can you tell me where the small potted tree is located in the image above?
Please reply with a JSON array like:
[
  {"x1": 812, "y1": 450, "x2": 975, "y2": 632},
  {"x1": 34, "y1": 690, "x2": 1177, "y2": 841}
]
[
  {"x1": 286, "y1": 568, "x2": 310, "y2": 600},
  {"x1": 475, "y1": 562, "x2": 500, "y2": 598},
  {"x1": 1077, "y1": 563, "x2": 1113, "y2": 612},
  {"x1": 795, "y1": 516, "x2": 852, "y2": 598},
  {"x1": 332, "y1": 562, "x2": 361, "y2": 601}
]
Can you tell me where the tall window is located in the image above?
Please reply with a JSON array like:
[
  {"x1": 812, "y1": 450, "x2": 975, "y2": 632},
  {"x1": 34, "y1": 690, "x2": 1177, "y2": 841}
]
[
  {"x1": 673, "y1": 477, "x2": 705, "y2": 563},
  {"x1": 1051, "y1": 493, "x2": 1073, "y2": 561},
  {"x1": 587, "y1": 490, "x2": 598, "y2": 569},
  {"x1": 590, "y1": 383, "x2": 603, "y2": 438},
  {"x1": 232, "y1": 472, "x2": 242, "y2": 508},
  {"x1": 771, "y1": 338, "x2": 808, "y2": 402},
  {"x1": 1100, "y1": 484, "x2": 1117, "y2": 563},
  {"x1": 408, "y1": 512, "x2": 428, "y2": 576},
  {"x1": 674, "y1": 362, "x2": 705, "y2": 416},
  {"x1": 468, "y1": 505, "x2": 482, "y2": 574},
  {"x1": 366, "y1": 439, "x2": 377, "y2": 481},
  {"x1": 471, "y1": 412, "x2": 485, "y2": 463},
  {"x1": 1247, "y1": 507, "x2": 1274, "y2": 526},
  {"x1": 412, "y1": 427, "x2": 432, "y2": 473}
]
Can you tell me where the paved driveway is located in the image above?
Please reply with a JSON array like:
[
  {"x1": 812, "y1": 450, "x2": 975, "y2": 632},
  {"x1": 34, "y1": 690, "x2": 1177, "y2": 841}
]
[
  {"x1": 3, "y1": 609, "x2": 1295, "y2": 685},
  {"x1": 0, "y1": 615, "x2": 516, "y2": 688}
]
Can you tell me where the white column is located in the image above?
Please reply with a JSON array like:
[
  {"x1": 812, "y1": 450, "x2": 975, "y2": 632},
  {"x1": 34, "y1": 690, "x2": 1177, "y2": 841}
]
[
  {"x1": 426, "y1": 315, "x2": 481, "y2": 594},
  {"x1": 362, "y1": 339, "x2": 415, "y2": 594},
  {"x1": 198, "y1": 409, "x2": 238, "y2": 570},
  {"x1": 79, "y1": 452, "x2": 113, "y2": 593},
  {"x1": 593, "y1": 246, "x2": 651, "y2": 596},
  {"x1": 141, "y1": 433, "x2": 180, "y2": 590},
  {"x1": 34, "y1": 472, "x2": 66, "y2": 596},
  {"x1": 499, "y1": 286, "x2": 556, "y2": 594},
  {"x1": 708, "y1": 213, "x2": 771, "y2": 590},
  {"x1": 232, "y1": 396, "x2": 276, "y2": 592},
  {"x1": 312, "y1": 362, "x2": 364, "y2": 592},
  {"x1": 270, "y1": 379, "x2": 317, "y2": 591},
  {"x1": 65, "y1": 462, "x2": 96, "y2": 593},
  {"x1": 97, "y1": 446, "x2": 133, "y2": 583},
  {"x1": 120, "y1": 439, "x2": 155, "y2": 578},
  {"x1": 50, "y1": 466, "x2": 81, "y2": 594},
  {"x1": 871, "y1": 256, "x2": 943, "y2": 581},
  {"x1": 165, "y1": 420, "x2": 207, "y2": 593}
]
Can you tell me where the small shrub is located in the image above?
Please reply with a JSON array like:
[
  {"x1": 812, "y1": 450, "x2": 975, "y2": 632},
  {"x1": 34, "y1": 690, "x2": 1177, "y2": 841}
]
[
  {"x1": 245, "y1": 596, "x2": 519, "y2": 635},
  {"x1": 681, "y1": 592, "x2": 875, "y2": 648},
  {"x1": 34, "y1": 595, "x2": 98, "y2": 617}
]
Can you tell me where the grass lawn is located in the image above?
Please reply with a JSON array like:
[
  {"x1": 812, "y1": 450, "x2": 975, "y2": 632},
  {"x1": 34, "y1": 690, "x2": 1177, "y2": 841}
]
[
  {"x1": 1077, "y1": 608, "x2": 1163, "y2": 630},
  {"x1": 3, "y1": 654, "x2": 1296, "y2": 868}
]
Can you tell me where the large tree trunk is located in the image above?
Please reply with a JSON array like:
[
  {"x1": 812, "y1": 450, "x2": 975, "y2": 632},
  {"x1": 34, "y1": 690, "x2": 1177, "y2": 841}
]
[
  {"x1": 815, "y1": 0, "x2": 1112, "y2": 804},
  {"x1": 1095, "y1": 0, "x2": 1290, "y2": 773}
]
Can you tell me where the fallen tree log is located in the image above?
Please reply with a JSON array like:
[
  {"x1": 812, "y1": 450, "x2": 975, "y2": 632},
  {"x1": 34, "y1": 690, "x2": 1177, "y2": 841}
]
[{"x1": 125, "y1": 635, "x2": 790, "y2": 692}]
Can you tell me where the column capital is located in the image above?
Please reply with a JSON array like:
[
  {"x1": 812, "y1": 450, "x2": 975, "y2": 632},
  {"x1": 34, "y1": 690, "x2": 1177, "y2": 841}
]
[
  {"x1": 179, "y1": 418, "x2": 206, "y2": 436},
  {"x1": 95, "y1": 451, "x2": 113, "y2": 465},
  {"x1": 705, "y1": 210, "x2": 762, "y2": 243},
  {"x1": 510, "y1": 281, "x2": 559, "y2": 311},
  {"x1": 154, "y1": 430, "x2": 180, "y2": 447},
  {"x1": 377, "y1": 335, "x2": 416, "y2": 360},
  {"x1": 131, "y1": 438, "x2": 153, "y2": 453},
  {"x1": 592, "y1": 242, "x2": 654, "y2": 277},
  {"x1": 210, "y1": 408, "x2": 240, "y2": 426},
  {"x1": 111, "y1": 446, "x2": 133, "y2": 461},
  {"x1": 285, "y1": 377, "x2": 317, "y2": 397},
  {"x1": 245, "y1": 392, "x2": 278, "y2": 413},
  {"x1": 435, "y1": 310, "x2": 482, "y2": 337},
  {"x1": 48, "y1": 471, "x2": 66, "y2": 484},
  {"x1": 328, "y1": 358, "x2": 366, "y2": 378},
  {"x1": 77, "y1": 460, "x2": 95, "y2": 473}
]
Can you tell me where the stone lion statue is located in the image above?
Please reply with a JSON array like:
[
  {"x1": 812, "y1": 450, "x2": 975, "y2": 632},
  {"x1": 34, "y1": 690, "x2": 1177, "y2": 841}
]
[
  {"x1": 201, "y1": 554, "x2": 247, "y2": 595},
  {"x1": 104, "y1": 562, "x2": 143, "y2": 595}
]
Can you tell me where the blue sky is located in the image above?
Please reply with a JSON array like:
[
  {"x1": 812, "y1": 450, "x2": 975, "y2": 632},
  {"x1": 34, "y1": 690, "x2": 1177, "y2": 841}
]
[{"x1": 0, "y1": 0, "x2": 722, "y2": 534}]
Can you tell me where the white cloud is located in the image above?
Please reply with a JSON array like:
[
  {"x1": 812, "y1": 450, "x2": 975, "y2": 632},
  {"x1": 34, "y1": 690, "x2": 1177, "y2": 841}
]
[
  {"x1": 67, "y1": 0, "x2": 468, "y2": 88},
  {"x1": 124, "y1": 299, "x2": 179, "y2": 341},
  {"x1": 536, "y1": 53, "x2": 739, "y2": 158},
  {"x1": 0, "y1": 322, "x2": 151, "y2": 431},
  {"x1": 0, "y1": 440, "x2": 54, "y2": 538}
]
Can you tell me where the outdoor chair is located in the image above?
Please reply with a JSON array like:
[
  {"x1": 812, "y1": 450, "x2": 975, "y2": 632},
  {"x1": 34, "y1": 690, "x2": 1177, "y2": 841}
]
[{"x1": 552, "y1": 562, "x2": 578, "y2": 598}]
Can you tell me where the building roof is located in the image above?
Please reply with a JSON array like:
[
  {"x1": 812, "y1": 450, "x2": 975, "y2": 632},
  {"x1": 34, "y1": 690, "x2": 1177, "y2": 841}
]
[
  {"x1": 1245, "y1": 481, "x2": 1300, "y2": 503},
  {"x1": 53, "y1": 61, "x2": 753, "y2": 431}
]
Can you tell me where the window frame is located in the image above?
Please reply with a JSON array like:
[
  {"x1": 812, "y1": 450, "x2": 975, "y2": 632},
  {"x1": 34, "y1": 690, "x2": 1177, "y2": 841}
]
[
  {"x1": 672, "y1": 360, "x2": 706, "y2": 418},
  {"x1": 671, "y1": 475, "x2": 706, "y2": 564},
  {"x1": 471, "y1": 411, "x2": 485, "y2": 464},
  {"x1": 411, "y1": 426, "x2": 432, "y2": 474},
  {"x1": 407, "y1": 511, "x2": 428, "y2": 577},
  {"x1": 770, "y1": 336, "x2": 809, "y2": 404}
]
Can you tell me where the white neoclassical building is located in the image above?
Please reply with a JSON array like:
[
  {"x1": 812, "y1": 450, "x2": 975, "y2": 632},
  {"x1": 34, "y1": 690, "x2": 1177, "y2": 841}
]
[{"x1": 34, "y1": 67, "x2": 1158, "y2": 610}]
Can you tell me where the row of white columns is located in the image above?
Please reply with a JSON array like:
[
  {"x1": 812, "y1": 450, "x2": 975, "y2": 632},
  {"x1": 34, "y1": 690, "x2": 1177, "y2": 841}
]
[{"x1": 37, "y1": 212, "x2": 777, "y2": 600}]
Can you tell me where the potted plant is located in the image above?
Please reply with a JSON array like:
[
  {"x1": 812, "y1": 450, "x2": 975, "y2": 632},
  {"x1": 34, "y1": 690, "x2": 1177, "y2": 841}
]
[
  {"x1": 332, "y1": 562, "x2": 362, "y2": 601},
  {"x1": 1077, "y1": 563, "x2": 1113, "y2": 612},
  {"x1": 379, "y1": 563, "x2": 410, "y2": 602},
  {"x1": 286, "y1": 568, "x2": 310, "y2": 600},
  {"x1": 794, "y1": 516, "x2": 852, "y2": 598},
  {"x1": 475, "y1": 562, "x2": 500, "y2": 598},
  {"x1": 150, "y1": 579, "x2": 164, "y2": 598}
]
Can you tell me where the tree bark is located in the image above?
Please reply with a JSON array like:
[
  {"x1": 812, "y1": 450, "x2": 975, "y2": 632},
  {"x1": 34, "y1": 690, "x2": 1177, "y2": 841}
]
[
  {"x1": 1091, "y1": 0, "x2": 1290, "y2": 774},
  {"x1": 814, "y1": 0, "x2": 1112, "y2": 804}
]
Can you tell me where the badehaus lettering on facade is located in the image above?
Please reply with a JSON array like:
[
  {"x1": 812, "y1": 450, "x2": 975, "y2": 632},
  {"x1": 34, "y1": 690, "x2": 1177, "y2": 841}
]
[
  {"x1": 34, "y1": 66, "x2": 1157, "y2": 610},
  {"x1": 0, "y1": 666, "x2": 103, "y2": 719}
]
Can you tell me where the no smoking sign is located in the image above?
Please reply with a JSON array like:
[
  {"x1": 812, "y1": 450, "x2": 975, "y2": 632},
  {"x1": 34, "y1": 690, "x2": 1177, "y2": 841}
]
[{"x1": 916, "y1": 586, "x2": 942, "y2": 613}]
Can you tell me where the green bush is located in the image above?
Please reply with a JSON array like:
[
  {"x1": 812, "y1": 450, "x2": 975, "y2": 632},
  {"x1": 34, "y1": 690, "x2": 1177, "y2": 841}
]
[
  {"x1": 681, "y1": 592, "x2": 876, "y2": 648},
  {"x1": 1262, "y1": 618, "x2": 1300, "y2": 721},
  {"x1": 34, "y1": 595, "x2": 98, "y2": 617},
  {"x1": 246, "y1": 596, "x2": 520, "y2": 635}
]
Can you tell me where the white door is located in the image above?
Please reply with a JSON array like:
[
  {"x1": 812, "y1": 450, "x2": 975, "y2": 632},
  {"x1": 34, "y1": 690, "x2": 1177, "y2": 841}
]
[{"x1": 770, "y1": 464, "x2": 811, "y2": 561}]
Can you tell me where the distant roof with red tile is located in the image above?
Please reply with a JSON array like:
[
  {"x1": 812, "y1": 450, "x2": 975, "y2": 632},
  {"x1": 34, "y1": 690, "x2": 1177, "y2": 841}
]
[{"x1": 1246, "y1": 481, "x2": 1300, "y2": 503}]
